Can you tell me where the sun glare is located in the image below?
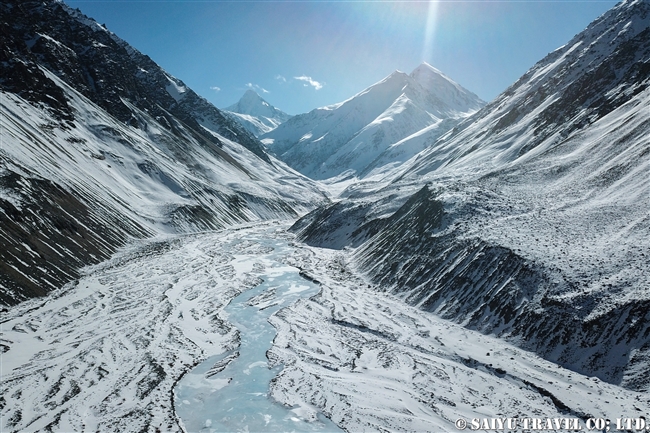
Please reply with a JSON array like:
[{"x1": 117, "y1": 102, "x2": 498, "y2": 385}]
[{"x1": 422, "y1": 0, "x2": 439, "y2": 62}]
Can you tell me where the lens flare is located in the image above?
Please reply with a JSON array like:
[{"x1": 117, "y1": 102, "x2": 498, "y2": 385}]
[{"x1": 422, "y1": 0, "x2": 439, "y2": 62}]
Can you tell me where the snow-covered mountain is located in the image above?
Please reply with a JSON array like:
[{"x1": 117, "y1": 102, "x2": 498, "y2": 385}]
[
  {"x1": 223, "y1": 90, "x2": 292, "y2": 137},
  {"x1": 410, "y1": 63, "x2": 485, "y2": 113},
  {"x1": 0, "y1": 0, "x2": 327, "y2": 306},
  {"x1": 262, "y1": 63, "x2": 485, "y2": 180},
  {"x1": 291, "y1": 0, "x2": 650, "y2": 392},
  {"x1": 2, "y1": 1, "x2": 650, "y2": 431}
]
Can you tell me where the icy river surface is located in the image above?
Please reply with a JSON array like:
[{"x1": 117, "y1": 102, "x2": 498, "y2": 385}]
[{"x1": 174, "y1": 233, "x2": 342, "y2": 433}]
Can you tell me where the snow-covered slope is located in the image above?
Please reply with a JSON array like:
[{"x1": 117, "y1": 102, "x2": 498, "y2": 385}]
[
  {"x1": 271, "y1": 244, "x2": 650, "y2": 432},
  {"x1": 262, "y1": 63, "x2": 484, "y2": 180},
  {"x1": 223, "y1": 90, "x2": 292, "y2": 137},
  {"x1": 410, "y1": 62, "x2": 485, "y2": 114},
  {"x1": 291, "y1": 0, "x2": 650, "y2": 392},
  {"x1": 0, "y1": 0, "x2": 328, "y2": 306},
  {"x1": 402, "y1": 0, "x2": 650, "y2": 178}
]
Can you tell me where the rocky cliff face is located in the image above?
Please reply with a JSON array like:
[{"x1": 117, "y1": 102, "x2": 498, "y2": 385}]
[{"x1": 1, "y1": 1, "x2": 268, "y2": 161}]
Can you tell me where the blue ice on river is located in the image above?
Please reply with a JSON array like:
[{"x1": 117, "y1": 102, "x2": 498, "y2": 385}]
[{"x1": 175, "y1": 237, "x2": 343, "y2": 433}]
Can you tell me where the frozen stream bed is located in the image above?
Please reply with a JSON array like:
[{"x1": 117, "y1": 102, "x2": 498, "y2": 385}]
[
  {"x1": 174, "y1": 236, "x2": 342, "y2": 432},
  {"x1": 2, "y1": 222, "x2": 649, "y2": 432}
]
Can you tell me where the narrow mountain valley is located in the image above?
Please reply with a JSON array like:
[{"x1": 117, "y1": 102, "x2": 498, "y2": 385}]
[{"x1": 1, "y1": 0, "x2": 648, "y2": 432}]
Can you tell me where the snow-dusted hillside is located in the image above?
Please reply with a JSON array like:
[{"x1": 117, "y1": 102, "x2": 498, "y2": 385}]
[
  {"x1": 2, "y1": 0, "x2": 649, "y2": 431},
  {"x1": 0, "y1": 0, "x2": 327, "y2": 306},
  {"x1": 292, "y1": 0, "x2": 650, "y2": 392},
  {"x1": 398, "y1": 0, "x2": 650, "y2": 179},
  {"x1": 262, "y1": 63, "x2": 484, "y2": 180},
  {"x1": 223, "y1": 90, "x2": 292, "y2": 137}
]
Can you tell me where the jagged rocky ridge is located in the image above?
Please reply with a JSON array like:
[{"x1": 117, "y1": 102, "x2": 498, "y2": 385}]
[
  {"x1": 0, "y1": 3, "x2": 268, "y2": 162},
  {"x1": 0, "y1": 0, "x2": 327, "y2": 305},
  {"x1": 292, "y1": 0, "x2": 650, "y2": 392}
]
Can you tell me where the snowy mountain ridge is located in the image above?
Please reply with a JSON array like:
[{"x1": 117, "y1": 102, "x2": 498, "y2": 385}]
[
  {"x1": 223, "y1": 89, "x2": 293, "y2": 137},
  {"x1": 0, "y1": 0, "x2": 327, "y2": 305},
  {"x1": 262, "y1": 63, "x2": 485, "y2": 180},
  {"x1": 1, "y1": 0, "x2": 649, "y2": 432},
  {"x1": 291, "y1": 0, "x2": 650, "y2": 392},
  {"x1": 410, "y1": 62, "x2": 485, "y2": 113},
  {"x1": 398, "y1": 0, "x2": 650, "y2": 179}
]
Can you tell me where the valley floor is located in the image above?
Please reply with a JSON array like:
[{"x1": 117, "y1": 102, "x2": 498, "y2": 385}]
[{"x1": 1, "y1": 222, "x2": 649, "y2": 432}]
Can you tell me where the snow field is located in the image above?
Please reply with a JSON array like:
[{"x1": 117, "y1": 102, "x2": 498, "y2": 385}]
[
  {"x1": 269, "y1": 243, "x2": 650, "y2": 432},
  {"x1": 1, "y1": 222, "x2": 649, "y2": 432},
  {"x1": 1, "y1": 223, "x2": 282, "y2": 432}
]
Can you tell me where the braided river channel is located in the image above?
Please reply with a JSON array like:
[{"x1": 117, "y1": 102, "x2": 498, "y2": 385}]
[{"x1": 174, "y1": 235, "x2": 342, "y2": 433}]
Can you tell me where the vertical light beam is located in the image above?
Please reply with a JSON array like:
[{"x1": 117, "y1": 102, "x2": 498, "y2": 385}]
[{"x1": 422, "y1": 0, "x2": 439, "y2": 62}]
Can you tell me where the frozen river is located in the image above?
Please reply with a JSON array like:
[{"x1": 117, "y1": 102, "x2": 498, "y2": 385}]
[
  {"x1": 3, "y1": 224, "x2": 648, "y2": 433},
  {"x1": 174, "y1": 236, "x2": 343, "y2": 433}
]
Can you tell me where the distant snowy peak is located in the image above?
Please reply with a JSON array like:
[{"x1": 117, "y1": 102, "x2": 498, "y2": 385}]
[
  {"x1": 226, "y1": 90, "x2": 289, "y2": 119},
  {"x1": 330, "y1": 66, "x2": 479, "y2": 120},
  {"x1": 410, "y1": 62, "x2": 485, "y2": 114},
  {"x1": 263, "y1": 64, "x2": 485, "y2": 180},
  {"x1": 224, "y1": 90, "x2": 292, "y2": 136}
]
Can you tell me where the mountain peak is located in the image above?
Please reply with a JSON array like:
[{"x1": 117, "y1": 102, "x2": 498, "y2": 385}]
[
  {"x1": 226, "y1": 90, "x2": 281, "y2": 117},
  {"x1": 227, "y1": 90, "x2": 268, "y2": 113},
  {"x1": 241, "y1": 89, "x2": 264, "y2": 101},
  {"x1": 411, "y1": 62, "x2": 445, "y2": 77},
  {"x1": 263, "y1": 64, "x2": 486, "y2": 180},
  {"x1": 409, "y1": 63, "x2": 485, "y2": 113},
  {"x1": 384, "y1": 70, "x2": 409, "y2": 82},
  {"x1": 224, "y1": 90, "x2": 292, "y2": 136}
]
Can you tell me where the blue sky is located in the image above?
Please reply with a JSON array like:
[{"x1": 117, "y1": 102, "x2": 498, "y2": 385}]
[{"x1": 67, "y1": 0, "x2": 619, "y2": 115}]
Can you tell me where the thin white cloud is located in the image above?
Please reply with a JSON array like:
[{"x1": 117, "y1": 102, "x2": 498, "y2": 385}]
[
  {"x1": 245, "y1": 83, "x2": 269, "y2": 94},
  {"x1": 210, "y1": 86, "x2": 221, "y2": 92},
  {"x1": 294, "y1": 75, "x2": 323, "y2": 90},
  {"x1": 275, "y1": 75, "x2": 287, "y2": 83}
]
